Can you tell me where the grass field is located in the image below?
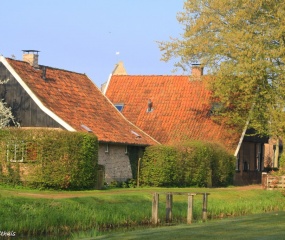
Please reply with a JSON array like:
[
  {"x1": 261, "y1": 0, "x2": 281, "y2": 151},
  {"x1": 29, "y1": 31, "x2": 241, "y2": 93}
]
[
  {"x1": 92, "y1": 211, "x2": 285, "y2": 240},
  {"x1": 0, "y1": 185, "x2": 284, "y2": 239}
]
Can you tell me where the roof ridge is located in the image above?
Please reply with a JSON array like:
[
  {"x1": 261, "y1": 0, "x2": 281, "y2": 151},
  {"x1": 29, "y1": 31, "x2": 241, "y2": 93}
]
[
  {"x1": 6, "y1": 57, "x2": 86, "y2": 76},
  {"x1": 39, "y1": 64, "x2": 86, "y2": 75},
  {"x1": 113, "y1": 74, "x2": 190, "y2": 77},
  {"x1": 4, "y1": 56, "x2": 157, "y2": 145}
]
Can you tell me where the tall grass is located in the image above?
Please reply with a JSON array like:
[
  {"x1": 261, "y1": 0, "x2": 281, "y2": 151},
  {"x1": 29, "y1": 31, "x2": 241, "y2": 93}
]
[{"x1": 0, "y1": 186, "x2": 284, "y2": 238}]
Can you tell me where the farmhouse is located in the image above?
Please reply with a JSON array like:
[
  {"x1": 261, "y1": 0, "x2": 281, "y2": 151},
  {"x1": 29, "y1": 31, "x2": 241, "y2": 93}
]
[
  {"x1": 0, "y1": 51, "x2": 159, "y2": 183},
  {"x1": 104, "y1": 63, "x2": 272, "y2": 185}
]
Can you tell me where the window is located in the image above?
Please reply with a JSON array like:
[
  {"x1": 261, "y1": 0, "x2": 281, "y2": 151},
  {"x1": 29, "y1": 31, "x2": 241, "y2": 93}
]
[
  {"x1": 243, "y1": 161, "x2": 249, "y2": 171},
  {"x1": 209, "y1": 102, "x2": 223, "y2": 116},
  {"x1": 6, "y1": 141, "x2": 39, "y2": 163},
  {"x1": 236, "y1": 152, "x2": 240, "y2": 171},
  {"x1": 6, "y1": 141, "x2": 25, "y2": 162},
  {"x1": 105, "y1": 144, "x2": 109, "y2": 153},
  {"x1": 114, "y1": 103, "x2": 124, "y2": 112}
]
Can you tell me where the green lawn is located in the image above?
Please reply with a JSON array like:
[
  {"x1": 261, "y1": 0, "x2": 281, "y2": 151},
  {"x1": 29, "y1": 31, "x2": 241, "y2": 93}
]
[
  {"x1": 0, "y1": 185, "x2": 284, "y2": 239},
  {"x1": 92, "y1": 211, "x2": 285, "y2": 240}
]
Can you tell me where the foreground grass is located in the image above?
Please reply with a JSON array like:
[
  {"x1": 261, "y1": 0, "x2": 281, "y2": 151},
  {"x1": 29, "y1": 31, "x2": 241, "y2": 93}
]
[
  {"x1": 0, "y1": 185, "x2": 284, "y2": 238},
  {"x1": 92, "y1": 211, "x2": 285, "y2": 240}
]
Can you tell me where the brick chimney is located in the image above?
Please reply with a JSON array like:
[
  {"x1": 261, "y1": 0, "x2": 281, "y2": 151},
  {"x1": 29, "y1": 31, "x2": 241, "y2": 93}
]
[
  {"x1": 191, "y1": 64, "x2": 204, "y2": 77},
  {"x1": 22, "y1": 50, "x2": 39, "y2": 68}
]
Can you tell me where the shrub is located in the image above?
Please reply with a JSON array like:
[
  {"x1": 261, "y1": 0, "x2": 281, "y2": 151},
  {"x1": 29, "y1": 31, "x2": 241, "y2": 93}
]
[
  {"x1": 0, "y1": 128, "x2": 98, "y2": 190},
  {"x1": 140, "y1": 140, "x2": 235, "y2": 187},
  {"x1": 139, "y1": 145, "x2": 181, "y2": 187}
]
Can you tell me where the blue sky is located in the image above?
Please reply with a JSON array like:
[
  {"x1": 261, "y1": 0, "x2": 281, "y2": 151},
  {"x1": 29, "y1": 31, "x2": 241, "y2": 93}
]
[{"x1": 0, "y1": 0, "x2": 185, "y2": 88}]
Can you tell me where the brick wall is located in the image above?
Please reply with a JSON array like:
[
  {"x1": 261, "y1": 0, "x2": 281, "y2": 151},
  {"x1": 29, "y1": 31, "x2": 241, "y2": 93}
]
[{"x1": 98, "y1": 143, "x2": 132, "y2": 183}]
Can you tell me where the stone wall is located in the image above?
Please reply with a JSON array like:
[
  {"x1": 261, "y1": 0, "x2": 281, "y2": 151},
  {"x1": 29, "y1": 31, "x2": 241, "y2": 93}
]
[{"x1": 98, "y1": 143, "x2": 132, "y2": 183}]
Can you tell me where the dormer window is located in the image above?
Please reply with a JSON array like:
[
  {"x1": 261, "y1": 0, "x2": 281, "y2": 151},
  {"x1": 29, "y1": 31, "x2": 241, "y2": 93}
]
[{"x1": 114, "y1": 103, "x2": 124, "y2": 112}]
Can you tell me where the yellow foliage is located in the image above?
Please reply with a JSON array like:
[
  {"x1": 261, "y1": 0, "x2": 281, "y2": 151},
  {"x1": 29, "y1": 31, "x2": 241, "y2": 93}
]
[{"x1": 158, "y1": 0, "x2": 285, "y2": 138}]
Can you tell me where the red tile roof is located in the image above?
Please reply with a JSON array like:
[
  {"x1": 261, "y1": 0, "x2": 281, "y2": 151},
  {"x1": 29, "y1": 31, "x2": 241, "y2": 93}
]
[
  {"x1": 5, "y1": 58, "x2": 158, "y2": 146},
  {"x1": 106, "y1": 75, "x2": 241, "y2": 152}
]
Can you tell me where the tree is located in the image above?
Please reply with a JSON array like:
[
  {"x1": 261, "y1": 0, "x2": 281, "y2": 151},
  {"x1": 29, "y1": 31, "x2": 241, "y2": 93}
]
[
  {"x1": 158, "y1": 0, "x2": 285, "y2": 144},
  {"x1": 0, "y1": 78, "x2": 19, "y2": 128}
]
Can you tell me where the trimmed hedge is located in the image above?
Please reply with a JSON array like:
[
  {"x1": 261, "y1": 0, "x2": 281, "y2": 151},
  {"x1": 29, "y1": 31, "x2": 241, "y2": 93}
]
[
  {"x1": 139, "y1": 140, "x2": 235, "y2": 187},
  {"x1": 0, "y1": 128, "x2": 98, "y2": 190}
]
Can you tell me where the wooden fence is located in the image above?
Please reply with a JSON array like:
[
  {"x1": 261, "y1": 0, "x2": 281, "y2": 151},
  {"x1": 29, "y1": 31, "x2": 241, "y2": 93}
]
[
  {"x1": 152, "y1": 192, "x2": 210, "y2": 224},
  {"x1": 262, "y1": 173, "x2": 285, "y2": 190}
]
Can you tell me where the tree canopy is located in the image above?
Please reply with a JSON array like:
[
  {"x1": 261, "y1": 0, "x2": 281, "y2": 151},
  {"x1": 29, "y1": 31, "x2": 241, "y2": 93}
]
[
  {"x1": 158, "y1": 0, "x2": 285, "y2": 138},
  {"x1": 0, "y1": 78, "x2": 19, "y2": 128}
]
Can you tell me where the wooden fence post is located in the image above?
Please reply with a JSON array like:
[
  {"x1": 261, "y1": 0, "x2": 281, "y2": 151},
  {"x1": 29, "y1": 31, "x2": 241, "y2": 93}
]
[
  {"x1": 166, "y1": 193, "x2": 173, "y2": 223},
  {"x1": 187, "y1": 193, "x2": 195, "y2": 224},
  {"x1": 202, "y1": 193, "x2": 208, "y2": 222},
  {"x1": 262, "y1": 172, "x2": 268, "y2": 189},
  {"x1": 152, "y1": 193, "x2": 159, "y2": 224}
]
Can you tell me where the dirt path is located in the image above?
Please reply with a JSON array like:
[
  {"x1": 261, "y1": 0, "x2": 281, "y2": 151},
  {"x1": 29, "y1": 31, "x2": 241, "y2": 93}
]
[{"x1": 2, "y1": 185, "x2": 263, "y2": 199}]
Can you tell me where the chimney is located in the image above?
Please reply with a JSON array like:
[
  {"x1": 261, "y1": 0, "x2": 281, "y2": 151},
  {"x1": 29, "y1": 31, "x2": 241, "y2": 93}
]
[
  {"x1": 42, "y1": 66, "x2": 46, "y2": 80},
  {"x1": 112, "y1": 61, "x2": 127, "y2": 75},
  {"x1": 191, "y1": 64, "x2": 204, "y2": 77},
  {"x1": 22, "y1": 50, "x2": 40, "y2": 68}
]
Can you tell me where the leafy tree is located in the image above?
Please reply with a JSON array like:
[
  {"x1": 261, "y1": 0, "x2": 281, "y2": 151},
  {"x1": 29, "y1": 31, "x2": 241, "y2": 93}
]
[
  {"x1": 0, "y1": 78, "x2": 19, "y2": 128},
  {"x1": 158, "y1": 0, "x2": 285, "y2": 151}
]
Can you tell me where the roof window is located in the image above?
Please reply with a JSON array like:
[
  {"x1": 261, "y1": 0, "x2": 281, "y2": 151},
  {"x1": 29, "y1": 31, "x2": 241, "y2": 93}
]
[
  {"x1": 81, "y1": 124, "x2": 93, "y2": 133},
  {"x1": 131, "y1": 130, "x2": 141, "y2": 138},
  {"x1": 114, "y1": 103, "x2": 124, "y2": 112}
]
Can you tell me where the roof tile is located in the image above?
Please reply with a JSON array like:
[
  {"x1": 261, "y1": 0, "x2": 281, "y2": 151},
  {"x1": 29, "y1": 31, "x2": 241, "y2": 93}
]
[
  {"x1": 6, "y1": 58, "x2": 158, "y2": 146},
  {"x1": 106, "y1": 75, "x2": 240, "y2": 152}
]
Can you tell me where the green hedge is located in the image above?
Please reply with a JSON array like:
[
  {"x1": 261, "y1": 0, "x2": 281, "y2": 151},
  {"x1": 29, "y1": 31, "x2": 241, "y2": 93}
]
[
  {"x1": 139, "y1": 141, "x2": 235, "y2": 187},
  {"x1": 0, "y1": 129, "x2": 98, "y2": 190}
]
